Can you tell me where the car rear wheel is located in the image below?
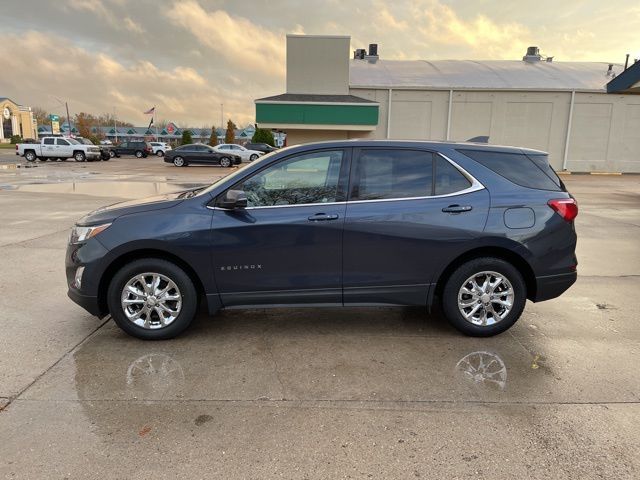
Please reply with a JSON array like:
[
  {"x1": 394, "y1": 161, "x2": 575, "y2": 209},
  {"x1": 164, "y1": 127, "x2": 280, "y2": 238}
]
[
  {"x1": 109, "y1": 150, "x2": 116, "y2": 158},
  {"x1": 135, "y1": 150, "x2": 144, "y2": 158},
  {"x1": 156, "y1": 150, "x2": 164, "y2": 157},
  {"x1": 249, "y1": 154, "x2": 259, "y2": 161},
  {"x1": 219, "y1": 157, "x2": 232, "y2": 168},
  {"x1": 441, "y1": 257, "x2": 526, "y2": 337},
  {"x1": 24, "y1": 151, "x2": 37, "y2": 162},
  {"x1": 74, "y1": 151, "x2": 86, "y2": 162},
  {"x1": 173, "y1": 156, "x2": 186, "y2": 167},
  {"x1": 107, "y1": 259, "x2": 198, "y2": 340}
]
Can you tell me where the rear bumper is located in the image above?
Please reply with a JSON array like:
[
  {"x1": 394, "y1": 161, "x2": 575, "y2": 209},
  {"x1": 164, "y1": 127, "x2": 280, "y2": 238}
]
[{"x1": 532, "y1": 271, "x2": 577, "y2": 302}]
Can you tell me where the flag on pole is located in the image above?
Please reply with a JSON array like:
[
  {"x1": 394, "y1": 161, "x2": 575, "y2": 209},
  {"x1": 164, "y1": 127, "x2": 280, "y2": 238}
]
[{"x1": 143, "y1": 106, "x2": 155, "y2": 115}]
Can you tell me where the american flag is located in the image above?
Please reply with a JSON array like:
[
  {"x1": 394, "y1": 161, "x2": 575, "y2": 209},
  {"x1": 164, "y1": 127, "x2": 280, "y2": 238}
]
[{"x1": 143, "y1": 106, "x2": 155, "y2": 115}]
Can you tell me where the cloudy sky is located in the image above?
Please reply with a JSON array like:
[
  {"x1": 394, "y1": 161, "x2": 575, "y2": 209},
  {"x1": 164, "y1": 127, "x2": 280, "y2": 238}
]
[{"x1": 1, "y1": 0, "x2": 638, "y2": 127}]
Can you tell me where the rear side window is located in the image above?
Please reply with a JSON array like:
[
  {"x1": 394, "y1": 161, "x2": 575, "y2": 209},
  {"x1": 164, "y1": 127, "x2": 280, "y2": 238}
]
[
  {"x1": 352, "y1": 149, "x2": 433, "y2": 200},
  {"x1": 43, "y1": 138, "x2": 54, "y2": 145},
  {"x1": 527, "y1": 154, "x2": 561, "y2": 188},
  {"x1": 435, "y1": 156, "x2": 471, "y2": 195},
  {"x1": 458, "y1": 149, "x2": 561, "y2": 191}
]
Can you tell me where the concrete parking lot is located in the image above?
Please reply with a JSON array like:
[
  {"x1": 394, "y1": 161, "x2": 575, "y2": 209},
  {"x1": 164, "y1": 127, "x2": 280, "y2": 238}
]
[{"x1": 1, "y1": 152, "x2": 639, "y2": 478}]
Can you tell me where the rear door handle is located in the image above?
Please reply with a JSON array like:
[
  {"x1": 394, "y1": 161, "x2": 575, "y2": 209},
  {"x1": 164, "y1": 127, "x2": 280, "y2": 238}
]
[
  {"x1": 308, "y1": 213, "x2": 339, "y2": 221},
  {"x1": 442, "y1": 205, "x2": 473, "y2": 213}
]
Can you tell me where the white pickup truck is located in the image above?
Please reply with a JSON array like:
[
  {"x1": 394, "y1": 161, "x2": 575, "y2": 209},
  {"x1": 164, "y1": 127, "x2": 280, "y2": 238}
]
[{"x1": 16, "y1": 137, "x2": 102, "y2": 162}]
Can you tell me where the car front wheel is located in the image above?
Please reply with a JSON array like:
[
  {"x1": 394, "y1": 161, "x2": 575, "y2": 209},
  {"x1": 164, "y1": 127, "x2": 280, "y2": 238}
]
[
  {"x1": 441, "y1": 257, "x2": 526, "y2": 337},
  {"x1": 135, "y1": 150, "x2": 144, "y2": 158},
  {"x1": 107, "y1": 259, "x2": 198, "y2": 340},
  {"x1": 249, "y1": 154, "x2": 259, "y2": 161},
  {"x1": 74, "y1": 151, "x2": 86, "y2": 162},
  {"x1": 219, "y1": 157, "x2": 232, "y2": 168},
  {"x1": 173, "y1": 156, "x2": 186, "y2": 167}
]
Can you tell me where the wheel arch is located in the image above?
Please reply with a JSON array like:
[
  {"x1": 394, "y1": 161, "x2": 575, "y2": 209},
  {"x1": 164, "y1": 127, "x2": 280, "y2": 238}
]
[
  {"x1": 431, "y1": 246, "x2": 537, "y2": 307},
  {"x1": 97, "y1": 248, "x2": 207, "y2": 314}
]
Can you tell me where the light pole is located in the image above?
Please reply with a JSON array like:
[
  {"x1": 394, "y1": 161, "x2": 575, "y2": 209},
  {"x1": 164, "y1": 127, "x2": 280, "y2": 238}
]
[{"x1": 54, "y1": 97, "x2": 72, "y2": 136}]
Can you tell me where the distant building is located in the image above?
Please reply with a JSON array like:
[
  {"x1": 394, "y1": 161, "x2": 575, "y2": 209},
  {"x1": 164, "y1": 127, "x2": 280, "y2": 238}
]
[
  {"x1": 36, "y1": 123, "x2": 257, "y2": 144},
  {"x1": 256, "y1": 35, "x2": 640, "y2": 172},
  {"x1": 0, "y1": 97, "x2": 37, "y2": 142}
]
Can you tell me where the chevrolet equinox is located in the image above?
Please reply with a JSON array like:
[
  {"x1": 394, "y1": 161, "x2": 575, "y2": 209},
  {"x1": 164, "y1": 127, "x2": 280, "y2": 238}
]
[{"x1": 66, "y1": 140, "x2": 578, "y2": 340}]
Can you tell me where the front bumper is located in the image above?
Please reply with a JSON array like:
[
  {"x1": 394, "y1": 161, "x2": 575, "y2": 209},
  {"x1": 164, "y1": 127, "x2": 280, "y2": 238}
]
[
  {"x1": 67, "y1": 288, "x2": 103, "y2": 316},
  {"x1": 532, "y1": 271, "x2": 577, "y2": 302}
]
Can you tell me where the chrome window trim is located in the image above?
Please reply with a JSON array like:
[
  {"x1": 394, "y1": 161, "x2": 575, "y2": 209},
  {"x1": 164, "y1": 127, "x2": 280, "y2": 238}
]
[{"x1": 207, "y1": 151, "x2": 484, "y2": 211}]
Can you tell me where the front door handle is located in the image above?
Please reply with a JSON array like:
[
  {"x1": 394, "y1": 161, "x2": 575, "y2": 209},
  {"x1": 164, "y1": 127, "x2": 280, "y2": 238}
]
[
  {"x1": 308, "y1": 213, "x2": 339, "y2": 221},
  {"x1": 442, "y1": 204, "x2": 473, "y2": 213}
]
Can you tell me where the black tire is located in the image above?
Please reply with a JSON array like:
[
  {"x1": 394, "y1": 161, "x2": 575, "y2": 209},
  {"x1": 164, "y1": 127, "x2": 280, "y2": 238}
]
[
  {"x1": 24, "y1": 150, "x2": 37, "y2": 162},
  {"x1": 173, "y1": 156, "x2": 187, "y2": 167},
  {"x1": 249, "y1": 154, "x2": 259, "y2": 161},
  {"x1": 107, "y1": 258, "x2": 198, "y2": 340},
  {"x1": 74, "y1": 151, "x2": 86, "y2": 162},
  {"x1": 109, "y1": 150, "x2": 116, "y2": 158},
  {"x1": 219, "y1": 156, "x2": 232, "y2": 168},
  {"x1": 135, "y1": 150, "x2": 144, "y2": 158},
  {"x1": 441, "y1": 257, "x2": 526, "y2": 337},
  {"x1": 156, "y1": 150, "x2": 164, "y2": 157}
]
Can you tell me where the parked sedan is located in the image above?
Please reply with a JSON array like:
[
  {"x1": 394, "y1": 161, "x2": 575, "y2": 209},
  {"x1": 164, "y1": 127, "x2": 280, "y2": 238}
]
[
  {"x1": 214, "y1": 143, "x2": 264, "y2": 162},
  {"x1": 244, "y1": 142, "x2": 277, "y2": 153},
  {"x1": 164, "y1": 144, "x2": 242, "y2": 167}
]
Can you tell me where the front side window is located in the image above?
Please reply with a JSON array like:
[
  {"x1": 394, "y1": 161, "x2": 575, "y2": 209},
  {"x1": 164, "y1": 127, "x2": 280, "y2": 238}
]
[
  {"x1": 351, "y1": 149, "x2": 433, "y2": 200},
  {"x1": 56, "y1": 139, "x2": 69, "y2": 146},
  {"x1": 235, "y1": 150, "x2": 344, "y2": 207}
]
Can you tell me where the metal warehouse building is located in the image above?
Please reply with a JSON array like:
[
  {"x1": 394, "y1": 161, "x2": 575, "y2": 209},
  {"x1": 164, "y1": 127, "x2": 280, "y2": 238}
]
[{"x1": 256, "y1": 35, "x2": 640, "y2": 172}]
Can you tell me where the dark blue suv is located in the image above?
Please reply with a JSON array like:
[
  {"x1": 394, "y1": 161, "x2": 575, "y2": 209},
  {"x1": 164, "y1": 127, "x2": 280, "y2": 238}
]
[{"x1": 66, "y1": 140, "x2": 578, "y2": 339}]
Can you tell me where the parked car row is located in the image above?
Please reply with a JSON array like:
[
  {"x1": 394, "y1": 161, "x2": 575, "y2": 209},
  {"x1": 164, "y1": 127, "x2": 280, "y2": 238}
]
[{"x1": 15, "y1": 136, "x2": 275, "y2": 166}]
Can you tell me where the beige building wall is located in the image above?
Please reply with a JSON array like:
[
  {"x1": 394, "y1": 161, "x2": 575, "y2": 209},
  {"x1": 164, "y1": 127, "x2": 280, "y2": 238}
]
[
  {"x1": 286, "y1": 35, "x2": 350, "y2": 95},
  {"x1": 351, "y1": 87, "x2": 640, "y2": 172},
  {"x1": 286, "y1": 129, "x2": 349, "y2": 145},
  {"x1": 0, "y1": 98, "x2": 36, "y2": 142}
]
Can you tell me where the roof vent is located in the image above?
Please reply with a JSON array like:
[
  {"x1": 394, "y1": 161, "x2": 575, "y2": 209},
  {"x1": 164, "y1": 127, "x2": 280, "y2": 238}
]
[
  {"x1": 523, "y1": 46, "x2": 542, "y2": 62},
  {"x1": 365, "y1": 43, "x2": 379, "y2": 63}
]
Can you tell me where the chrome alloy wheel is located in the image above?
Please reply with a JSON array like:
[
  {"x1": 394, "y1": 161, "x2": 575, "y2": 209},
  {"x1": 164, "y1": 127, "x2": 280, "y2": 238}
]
[
  {"x1": 121, "y1": 273, "x2": 182, "y2": 329},
  {"x1": 457, "y1": 271, "x2": 514, "y2": 326}
]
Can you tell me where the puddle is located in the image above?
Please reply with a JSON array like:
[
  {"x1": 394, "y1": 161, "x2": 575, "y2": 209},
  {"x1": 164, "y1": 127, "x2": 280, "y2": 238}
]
[{"x1": 1, "y1": 181, "x2": 208, "y2": 199}]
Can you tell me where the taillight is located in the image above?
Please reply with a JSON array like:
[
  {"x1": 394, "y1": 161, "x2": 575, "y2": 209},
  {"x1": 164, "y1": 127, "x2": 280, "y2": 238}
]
[{"x1": 548, "y1": 198, "x2": 578, "y2": 222}]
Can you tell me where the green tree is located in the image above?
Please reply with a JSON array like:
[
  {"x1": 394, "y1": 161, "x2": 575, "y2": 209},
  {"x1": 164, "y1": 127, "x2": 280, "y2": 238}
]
[
  {"x1": 251, "y1": 127, "x2": 275, "y2": 147},
  {"x1": 224, "y1": 119, "x2": 236, "y2": 144},
  {"x1": 181, "y1": 130, "x2": 193, "y2": 145},
  {"x1": 208, "y1": 126, "x2": 218, "y2": 146}
]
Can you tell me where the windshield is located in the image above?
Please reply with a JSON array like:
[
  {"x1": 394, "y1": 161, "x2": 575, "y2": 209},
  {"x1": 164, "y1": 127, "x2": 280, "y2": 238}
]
[{"x1": 67, "y1": 138, "x2": 81, "y2": 145}]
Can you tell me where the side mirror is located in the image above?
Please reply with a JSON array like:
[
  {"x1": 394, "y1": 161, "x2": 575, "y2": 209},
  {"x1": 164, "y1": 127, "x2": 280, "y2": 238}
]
[{"x1": 217, "y1": 189, "x2": 247, "y2": 209}]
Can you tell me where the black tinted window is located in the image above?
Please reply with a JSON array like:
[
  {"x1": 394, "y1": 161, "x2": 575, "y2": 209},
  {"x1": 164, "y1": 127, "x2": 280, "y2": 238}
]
[
  {"x1": 458, "y1": 150, "x2": 561, "y2": 191},
  {"x1": 237, "y1": 150, "x2": 343, "y2": 207},
  {"x1": 43, "y1": 138, "x2": 54, "y2": 145},
  {"x1": 526, "y1": 154, "x2": 561, "y2": 188},
  {"x1": 352, "y1": 149, "x2": 433, "y2": 200},
  {"x1": 435, "y1": 156, "x2": 471, "y2": 195}
]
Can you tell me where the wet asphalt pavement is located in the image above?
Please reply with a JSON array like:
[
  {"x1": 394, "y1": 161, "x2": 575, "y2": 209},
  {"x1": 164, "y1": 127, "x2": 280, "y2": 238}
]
[{"x1": 0, "y1": 152, "x2": 639, "y2": 478}]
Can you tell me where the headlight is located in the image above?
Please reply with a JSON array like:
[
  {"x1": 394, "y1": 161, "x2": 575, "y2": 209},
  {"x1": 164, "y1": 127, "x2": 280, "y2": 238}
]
[{"x1": 69, "y1": 223, "x2": 111, "y2": 244}]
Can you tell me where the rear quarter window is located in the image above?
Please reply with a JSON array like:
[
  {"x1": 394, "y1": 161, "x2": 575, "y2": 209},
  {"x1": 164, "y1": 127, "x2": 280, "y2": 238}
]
[{"x1": 457, "y1": 149, "x2": 561, "y2": 191}]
